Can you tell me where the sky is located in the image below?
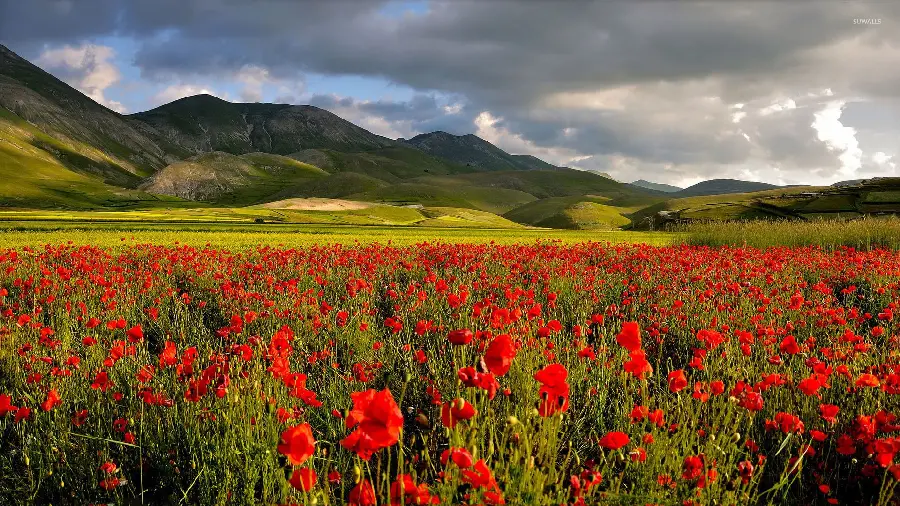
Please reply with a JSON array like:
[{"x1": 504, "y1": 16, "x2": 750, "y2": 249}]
[{"x1": 0, "y1": 0, "x2": 897, "y2": 187}]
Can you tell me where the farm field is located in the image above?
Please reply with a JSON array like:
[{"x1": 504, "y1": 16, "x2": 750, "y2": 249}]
[{"x1": 1, "y1": 224, "x2": 900, "y2": 505}]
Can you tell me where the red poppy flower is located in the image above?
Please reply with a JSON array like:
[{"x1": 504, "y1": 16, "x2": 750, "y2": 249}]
[
  {"x1": 341, "y1": 388, "x2": 404, "y2": 461},
  {"x1": 448, "y1": 329, "x2": 474, "y2": 345},
  {"x1": 349, "y1": 479, "x2": 377, "y2": 506},
  {"x1": 623, "y1": 349, "x2": 653, "y2": 379},
  {"x1": 289, "y1": 468, "x2": 316, "y2": 492},
  {"x1": 441, "y1": 398, "x2": 476, "y2": 428},
  {"x1": 535, "y1": 364, "x2": 570, "y2": 416},
  {"x1": 682, "y1": 454, "x2": 705, "y2": 481},
  {"x1": 91, "y1": 371, "x2": 112, "y2": 392},
  {"x1": 855, "y1": 374, "x2": 880, "y2": 388},
  {"x1": 390, "y1": 474, "x2": 439, "y2": 505},
  {"x1": 668, "y1": 370, "x2": 688, "y2": 393},
  {"x1": 41, "y1": 389, "x2": 61, "y2": 412},
  {"x1": 598, "y1": 431, "x2": 630, "y2": 450},
  {"x1": 277, "y1": 423, "x2": 316, "y2": 466},
  {"x1": 819, "y1": 404, "x2": 839, "y2": 424},
  {"x1": 797, "y1": 377, "x2": 822, "y2": 396},
  {"x1": 126, "y1": 325, "x2": 144, "y2": 343},
  {"x1": 615, "y1": 322, "x2": 642, "y2": 352},
  {"x1": 484, "y1": 334, "x2": 516, "y2": 376},
  {"x1": 441, "y1": 447, "x2": 474, "y2": 468},
  {"x1": 0, "y1": 394, "x2": 17, "y2": 417}
]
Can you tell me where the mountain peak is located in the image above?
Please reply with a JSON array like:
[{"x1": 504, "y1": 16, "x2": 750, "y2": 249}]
[
  {"x1": 403, "y1": 131, "x2": 553, "y2": 171},
  {"x1": 131, "y1": 95, "x2": 395, "y2": 155}
]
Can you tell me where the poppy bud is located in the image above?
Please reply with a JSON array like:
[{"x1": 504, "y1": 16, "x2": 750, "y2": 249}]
[
  {"x1": 353, "y1": 465, "x2": 361, "y2": 483},
  {"x1": 416, "y1": 413, "x2": 430, "y2": 427},
  {"x1": 507, "y1": 416, "x2": 519, "y2": 425},
  {"x1": 731, "y1": 433, "x2": 742, "y2": 443},
  {"x1": 404, "y1": 371, "x2": 413, "y2": 382}
]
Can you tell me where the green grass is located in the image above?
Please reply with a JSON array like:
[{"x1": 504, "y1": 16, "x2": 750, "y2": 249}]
[
  {"x1": 682, "y1": 216, "x2": 900, "y2": 250},
  {"x1": 0, "y1": 119, "x2": 178, "y2": 209},
  {"x1": 0, "y1": 222, "x2": 678, "y2": 249}
]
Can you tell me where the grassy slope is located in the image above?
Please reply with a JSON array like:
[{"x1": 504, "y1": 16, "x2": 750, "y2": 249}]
[
  {"x1": 0, "y1": 110, "x2": 186, "y2": 209},
  {"x1": 629, "y1": 186, "x2": 832, "y2": 228},
  {"x1": 348, "y1": 183, "x2": 537, "y2": 214},
  {"x1": 141, "y1": 151, "x2": 330, "y2": 205},
  {"x1": 503, "y1": 196, "x2": 634, "y2": 229},
  {"x1": 627, "y1": 180, "x2": 900, "y2": 229},
  {"x1": 411, "y1": 169, "x2": 662, "y2": 205}
]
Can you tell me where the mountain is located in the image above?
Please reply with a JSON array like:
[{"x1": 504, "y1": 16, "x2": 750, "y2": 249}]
[
  {"x1": 673, "y1": 179, "x2": 780, "y2": 197},
  {"x1": 0, "y1": 42, "x2": 671, "y2": 229},
  {"x1": 130, "y1": 95, "x2": 396, "y2": 155},
  {"x1": 0, "y1": 44, "x2": 183, "y2": 180},
  {"x1": 402, "y1": 131, "x2": 553, "y2": 171},
  {"x1": 141, "y1": 151, "x2": 328, "y2": 205},
  {"x1": 631, "y1": 179, "x2": 682, "y2": 193},
  {"x1": 509, "y1": 154, "x2": 558, "y2": 171}
]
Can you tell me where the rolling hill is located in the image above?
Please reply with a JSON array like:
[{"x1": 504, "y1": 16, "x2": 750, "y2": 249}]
[
  {"x1": 140, "y1": 152, "x2": 328, "y2": 205},
  {"x1": 629, "y1": 178, "x2": 900, "y2": 229},
  {"x1": 631, "y1": 179, "x2": 682, "y2": 193},
  {"x1": 673, "y1": 179, "x2": 780, "y2": 197}
]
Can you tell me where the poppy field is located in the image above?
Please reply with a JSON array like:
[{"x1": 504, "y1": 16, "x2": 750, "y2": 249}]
[{"x1": 1, "y1": 239, "x2": 900, "y2": 505}]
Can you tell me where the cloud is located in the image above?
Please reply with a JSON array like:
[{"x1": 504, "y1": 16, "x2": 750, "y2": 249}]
[
  {"x1": 811, "y1": 101, "x2": 863, "y2": 179},
  {"x1": 4, "y1": 1, "x2": 900, "y2": 185},
  {"x1": 308, "y1": 92, "x2": 477, "y2": 139},
  {"x1": 35, "y1": 43, "x2": 127, "y2": 112}
]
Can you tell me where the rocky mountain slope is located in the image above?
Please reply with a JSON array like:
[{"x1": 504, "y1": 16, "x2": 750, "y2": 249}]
[{"x1": 130, "y1": 95, "x2": 397, "y2": 155}]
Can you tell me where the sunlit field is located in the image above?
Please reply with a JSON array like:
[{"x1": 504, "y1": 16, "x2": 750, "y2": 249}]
[
  {"x1": 1, "y1": 221, "x2": 900, "y2": 505},
  {"x1": 683, "y1": 217, "x2": 900, "y2": 251}
]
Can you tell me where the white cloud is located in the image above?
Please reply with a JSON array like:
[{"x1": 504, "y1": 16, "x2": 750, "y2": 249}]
[
  {"x1": 235, "y1": 65, "x2": 270, "y2": 103},
  {"x1": 474, "y1": 111, "x2": 586, "y2": 167},
  {"x1": 811, "y1": 100, "x2": 863, "y2": 178},
  {"x1": 36, "y1": 43, "x2": 127, "y2": 113},
  {"x1": 759, "y1": 98, "x2": 797, "y2": 116}
]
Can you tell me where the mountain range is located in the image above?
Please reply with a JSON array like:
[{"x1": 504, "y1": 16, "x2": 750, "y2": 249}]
[{"x1": 2, "y1": 42, "x2": 895, "y2": 230}]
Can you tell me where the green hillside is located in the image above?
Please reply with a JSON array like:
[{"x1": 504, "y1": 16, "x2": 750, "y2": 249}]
[
  {"x1": 140, "y1": 151, "x2": 329, "y2": 205},
  {"x1": 0, "y1": 109, "x2": 184, "y2": 209},
  {"x1": 503, "y1": 196, "x2": 635, "y2": 229},
  {"x1": 349, "y1": 183, "x2": 536, "y2": 214},
  {"x1": 629, "y1": 180, "x2": 900, "y2": 229}
]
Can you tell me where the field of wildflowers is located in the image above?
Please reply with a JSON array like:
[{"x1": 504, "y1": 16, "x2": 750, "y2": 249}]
[{"x1": 1, "y1": 240, "x2": 899, "y2": 505}]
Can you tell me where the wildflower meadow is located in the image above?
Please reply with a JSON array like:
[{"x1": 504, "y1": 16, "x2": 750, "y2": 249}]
[{"x1": 1, "y1": 241, "x2": 899, "y2": 505}]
